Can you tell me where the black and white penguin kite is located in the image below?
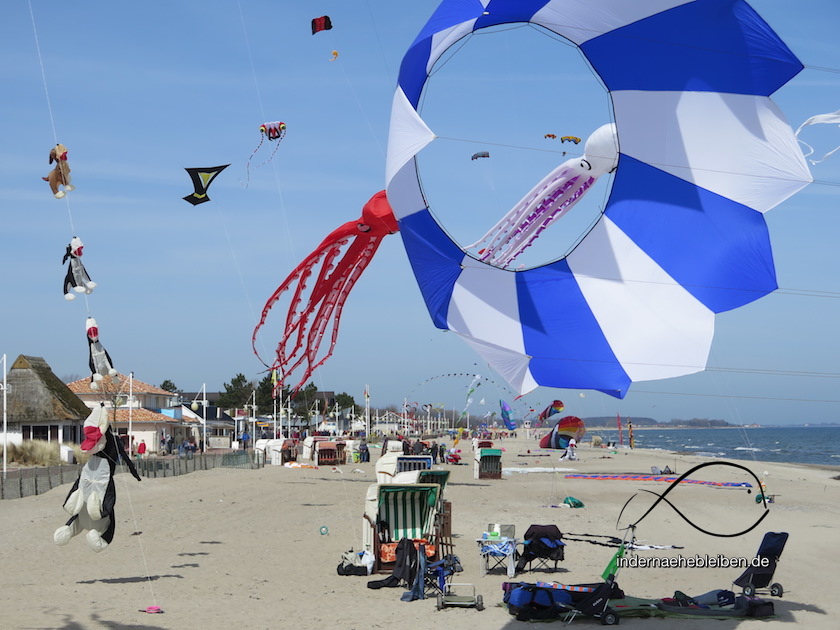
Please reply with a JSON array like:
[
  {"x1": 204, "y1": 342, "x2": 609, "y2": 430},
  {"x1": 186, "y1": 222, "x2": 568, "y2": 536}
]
[
  {"x1": 62, "y1": 236, "x2": 96, "y2": 300},
  {"x1": 54, "y1": 403, "x2": 141, "y2": 552},
  {"x1": 85, "y1": 317, "x2": 118, "y2": 390}
]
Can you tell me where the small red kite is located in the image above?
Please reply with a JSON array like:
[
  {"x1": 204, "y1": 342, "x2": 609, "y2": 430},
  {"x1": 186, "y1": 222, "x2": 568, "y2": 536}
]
[{"x1": 311, "y1": 16, "x2": 332, "y2": 35}]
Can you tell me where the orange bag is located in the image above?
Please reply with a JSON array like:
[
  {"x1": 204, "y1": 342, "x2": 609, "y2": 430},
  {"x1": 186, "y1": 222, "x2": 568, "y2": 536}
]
[{"x1": 378, "y1": 539, "x2": 436, "y2": 562}]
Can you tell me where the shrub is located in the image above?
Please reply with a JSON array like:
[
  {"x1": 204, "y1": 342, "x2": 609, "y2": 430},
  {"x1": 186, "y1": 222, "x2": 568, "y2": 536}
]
[{"x1": 0, "y1": 440, "x2": 90, "y2": 466}]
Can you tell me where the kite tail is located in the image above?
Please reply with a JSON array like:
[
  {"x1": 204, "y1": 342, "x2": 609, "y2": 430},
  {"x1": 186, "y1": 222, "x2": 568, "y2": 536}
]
[
  {"x1": 242, "y1": 135, "x2": 265, "y2": 188},
  {"x1": 276, "y1": 239, "x2": 349, "y2": 378},
  {"x1": 494, "y1": 175, "x2": 594, "y2": 267},
  {"x1": 253, "y1": 134, "x2": 284, "y2": 169}
]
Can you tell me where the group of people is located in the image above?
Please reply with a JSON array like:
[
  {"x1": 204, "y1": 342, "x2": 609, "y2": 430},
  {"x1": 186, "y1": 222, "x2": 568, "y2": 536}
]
[
  {"x1": 399, "y1": 438, "x2": 458, "y2": 465},
  {"x1": 156, "y1": 434, "x2": 200, "y2": 458}
]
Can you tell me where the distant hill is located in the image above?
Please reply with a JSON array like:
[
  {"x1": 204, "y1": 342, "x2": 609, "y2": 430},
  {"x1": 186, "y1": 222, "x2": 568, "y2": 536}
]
[
  {"x1": 584, "y1": 416, "x2": 658, "y2": 427},
  {"x1": 582, "y1": 416, "x2": 736, "y2": 428}
]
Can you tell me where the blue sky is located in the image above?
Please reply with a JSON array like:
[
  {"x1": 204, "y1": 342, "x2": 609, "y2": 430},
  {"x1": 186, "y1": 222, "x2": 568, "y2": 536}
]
[{"x1": 1, "y1": 1, "x2": 838, "y2": 426}]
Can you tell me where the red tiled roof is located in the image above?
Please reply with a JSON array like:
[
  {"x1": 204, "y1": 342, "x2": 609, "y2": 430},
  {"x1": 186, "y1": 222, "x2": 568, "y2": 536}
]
[
  {"x1": 106, "y1": 408, "x2": 181, "y2": 425},
  {"x1": 67, "y1": 374, "x2": 175, "y2": 396}
]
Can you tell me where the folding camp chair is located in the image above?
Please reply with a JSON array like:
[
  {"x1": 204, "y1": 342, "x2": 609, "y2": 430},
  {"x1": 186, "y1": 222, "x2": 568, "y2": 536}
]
[
  {"x1": 424, "y1": 553, "x2": 463, "y2": 596},
  {"x1": 478, "y1": 524, "x2": 518, "y2": 577},
  {"x1": 515, "y1": 524, "x2": 566, "y2": 573}
]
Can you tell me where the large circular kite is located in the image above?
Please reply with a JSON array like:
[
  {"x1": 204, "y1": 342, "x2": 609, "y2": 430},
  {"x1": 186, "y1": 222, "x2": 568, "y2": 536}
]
[{"x1": 385, "y1": 0, "x2": 813, "y2": 398}]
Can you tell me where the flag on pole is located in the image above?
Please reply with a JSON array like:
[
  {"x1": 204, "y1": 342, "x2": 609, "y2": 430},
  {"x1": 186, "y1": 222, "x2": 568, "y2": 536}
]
[
  {"x1": 601, "y1": 543, "x2": 625, "y2": 580},
  {"x1": 617, "y1": 413, "x2": 623, "y2": 445}
]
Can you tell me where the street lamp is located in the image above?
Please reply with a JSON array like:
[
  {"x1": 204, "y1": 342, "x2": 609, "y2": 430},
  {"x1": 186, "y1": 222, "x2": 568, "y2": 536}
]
[
  {"x1": 191, "y1": 383, "x2": 207, "y2": 453},
  {"x1": 250, "y1": 389, "x2": 257, "y2": 444},
  {"x1": 128, "y1": 372, "x2": 134, "y2": 449},
  {"x1": 2, "y1": 353, "x2": 8, "y2": 478}
]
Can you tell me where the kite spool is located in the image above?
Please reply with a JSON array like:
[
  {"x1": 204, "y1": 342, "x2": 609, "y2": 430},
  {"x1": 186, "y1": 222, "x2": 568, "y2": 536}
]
[{"x1": 319, "y1": 525, "x2": 329, "y2": 536}]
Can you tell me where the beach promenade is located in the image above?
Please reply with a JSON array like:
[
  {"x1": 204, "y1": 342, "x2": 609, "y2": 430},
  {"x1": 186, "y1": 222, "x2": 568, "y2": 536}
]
[{"x1": 1, "y1": 436, "x2": 837, "y2": 629}]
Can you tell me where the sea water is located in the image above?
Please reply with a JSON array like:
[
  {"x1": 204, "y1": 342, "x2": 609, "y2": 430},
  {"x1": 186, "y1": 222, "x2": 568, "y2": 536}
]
[{"x1": 586, "y1": 426, "x2": 840, "y2": 468}]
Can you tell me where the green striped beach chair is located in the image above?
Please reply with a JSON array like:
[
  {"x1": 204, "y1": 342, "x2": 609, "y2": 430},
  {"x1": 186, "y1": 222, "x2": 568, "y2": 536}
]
[{"x1": 363, "y1": 483, "x2": 441, "y2": 573}]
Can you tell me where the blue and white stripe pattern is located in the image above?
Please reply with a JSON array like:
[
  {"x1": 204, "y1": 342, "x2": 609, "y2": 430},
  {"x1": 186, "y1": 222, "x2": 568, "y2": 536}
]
[{"x1": 386, "y1": 0, "x2": 812, "y2": 398}]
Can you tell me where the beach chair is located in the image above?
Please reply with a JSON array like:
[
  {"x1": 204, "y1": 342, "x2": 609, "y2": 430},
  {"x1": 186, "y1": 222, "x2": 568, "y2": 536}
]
[
  {"x1": 474, "y1": 448, "x2": 503, "y2": 479},
  {"x1": 479, "y1": 524, "x2": 518, "y2": 577},
  {"x1": 515, "y1": 524, "x2": 566, "y2": 573},
  {"x1": 316, "y1": 441, "x2": 339, "y2": 466},
  {"x1": 733, "y1": 531, "x2": 788, "y2": 597},
  {"x1": 396, "y1": 455, "x2": 433, "y2": 473},
  {"x1": 375, "y1": 451, "x2": 400, "y2": 483},
  {"x1": 362, "y1": 483, "x2": 441, "y2": 574}
]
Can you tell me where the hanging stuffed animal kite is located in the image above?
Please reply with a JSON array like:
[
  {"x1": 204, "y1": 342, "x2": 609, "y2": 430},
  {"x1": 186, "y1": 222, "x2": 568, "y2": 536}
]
[
  {"x1": 54, "y1": 403, "x2": 141, "y2": 552},
  {"x1": 252, "y1": 190, "x2": 397, "y2": 394},
  {"x1": 62, "y1": 236, "x2": 96, "y2": 300},
  {"x1": 43, "y1": 143, "x2": 74, "y2": 199},
  {"x1": 86, "y1": 317, "x2": 118, "y2": 390}
]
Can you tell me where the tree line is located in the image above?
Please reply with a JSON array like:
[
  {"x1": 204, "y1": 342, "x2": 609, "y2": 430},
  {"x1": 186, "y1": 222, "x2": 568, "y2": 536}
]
[{"x1": 158, "y1": 375, "x2": 357, "y2": 419}]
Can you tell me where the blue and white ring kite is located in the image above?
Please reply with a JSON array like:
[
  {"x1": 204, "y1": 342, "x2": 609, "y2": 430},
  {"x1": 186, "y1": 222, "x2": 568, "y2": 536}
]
[{"x1": 386, "y1": 0, "x2": 812, "y2": 398}]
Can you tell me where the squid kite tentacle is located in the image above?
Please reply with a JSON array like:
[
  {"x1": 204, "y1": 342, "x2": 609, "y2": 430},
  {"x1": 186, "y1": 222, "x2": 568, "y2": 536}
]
[
  {"x1": 252, "y1": 191, "x2": 397, "y2": 394},
  {"x1": 281, "y1": 237, "x2": 373, "y2": 380},
  {"x1": 285, "y1": 238, "x2": 380, "y2": 387}
]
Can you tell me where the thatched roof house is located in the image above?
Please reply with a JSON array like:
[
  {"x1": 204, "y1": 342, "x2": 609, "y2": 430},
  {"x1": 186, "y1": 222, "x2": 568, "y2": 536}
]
[{"x1": 4, "y1": 355, "x2": 90, "y2": 444}]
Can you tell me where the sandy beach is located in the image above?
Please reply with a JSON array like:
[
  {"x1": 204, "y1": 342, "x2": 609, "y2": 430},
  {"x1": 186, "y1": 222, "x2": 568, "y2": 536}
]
[{"x1": 1, "y1": 437, "x2": 838, "y2": 629}]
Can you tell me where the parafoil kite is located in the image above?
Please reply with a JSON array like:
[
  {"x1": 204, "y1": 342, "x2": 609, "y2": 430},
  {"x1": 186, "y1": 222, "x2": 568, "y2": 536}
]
[
  {"x1": 260, "y1": 121, "x2": 287, "y2": 141},
  {"x1": 252, "y1": 191, "x2": 398, "y2": 394},
  {"x1": 470, "y1": 151, "x2": 490, "y2": 160},
  {"x1": 311, "y1": 15, "x2": 332, "y2": 35},
  {"x1": 183, "y1": 165, "x2": 229, "y2": 205},
  {"x1": 385, "y1": 0, "x2": 812, "y2": 398},
  {"x1": 244, "y1": 122, "x2": 287, "y2": 186},
  {"x1": 539, "y1": 415, "x2": 586, "y2": 449},
  {"x1": 500, "y1": 399, "x2": 516, "y2": 431},
  {"x1": 544, "y1": 134, "x2": 557, "y2": 139},
  {"x1": 560, "y1": 136, "x2": 582, "y2": 144},
  {"x1": 538, "y1": 400, "x2": 565, "y2": 422},
  {"x1": 467, "y1": 123, "x2": 617, "y2": 267}
]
